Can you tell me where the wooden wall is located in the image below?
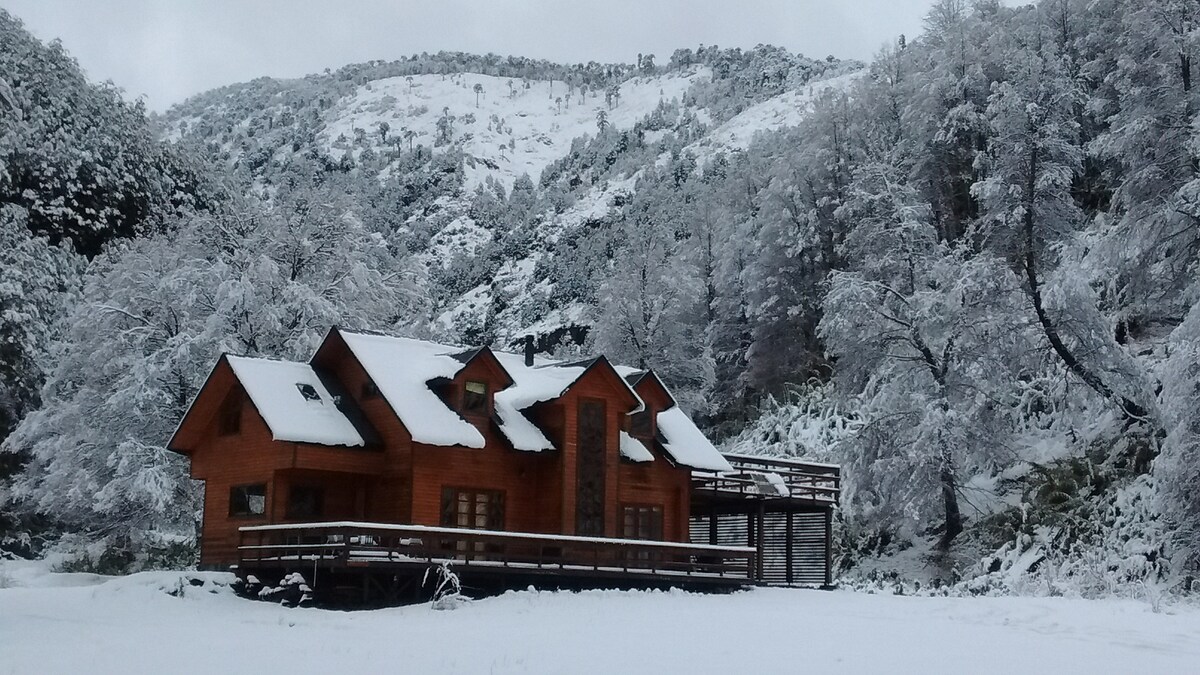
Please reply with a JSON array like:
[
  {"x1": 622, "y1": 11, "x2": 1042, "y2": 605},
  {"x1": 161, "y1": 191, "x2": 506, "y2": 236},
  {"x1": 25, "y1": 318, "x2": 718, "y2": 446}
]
[{"x1": 183, "y1": 340, "x2": 702, "y2": 567}]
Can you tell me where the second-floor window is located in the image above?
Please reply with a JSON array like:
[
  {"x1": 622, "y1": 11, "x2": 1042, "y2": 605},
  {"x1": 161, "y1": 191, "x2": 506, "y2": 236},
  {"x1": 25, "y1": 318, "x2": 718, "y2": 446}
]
[{"x1": 463, "y1": 380, "x2": 488, "y2": 415}]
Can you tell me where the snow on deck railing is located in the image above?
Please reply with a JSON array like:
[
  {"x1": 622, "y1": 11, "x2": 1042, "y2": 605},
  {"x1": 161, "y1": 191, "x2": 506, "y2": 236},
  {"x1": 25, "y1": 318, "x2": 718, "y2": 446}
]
[
  {"x1": 692, "y1": 453, "x2": 841, "y2": 504},
  {"x1": 238, "y1": 521, "x2": 756, "y2": 554},
  {"x1": 718, "y1": 452, "x2": 841, "y2": 473}
]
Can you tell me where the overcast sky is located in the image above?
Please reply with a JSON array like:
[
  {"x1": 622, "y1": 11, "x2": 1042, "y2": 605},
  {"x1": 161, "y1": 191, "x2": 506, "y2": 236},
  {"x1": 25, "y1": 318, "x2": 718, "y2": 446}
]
[{"x1": 5, "y1": 0, "x2": 945, "y2": 111}]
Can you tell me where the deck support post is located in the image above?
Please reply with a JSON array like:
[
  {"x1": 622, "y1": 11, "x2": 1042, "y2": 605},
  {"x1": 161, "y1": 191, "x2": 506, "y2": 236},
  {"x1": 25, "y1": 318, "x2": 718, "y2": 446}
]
[
  {"x1": 755, "y1": 501, "x2": 765, "y2": 583},
  {"x1": 823, "y1": 508, "x2": 833, "y2": 587},
  {"x1": 785, "y1": 511, "x2": 794, "y2": 586}
]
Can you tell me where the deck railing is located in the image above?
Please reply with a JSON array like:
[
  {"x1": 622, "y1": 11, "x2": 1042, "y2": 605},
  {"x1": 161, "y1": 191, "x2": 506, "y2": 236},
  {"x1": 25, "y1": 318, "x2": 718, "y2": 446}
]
[
  {"x1": 693, "y1": 454, "x2": 841, "y2": 504},
  {"x1": 238, "y1": 521, "x2": 757, "y2": 582}
]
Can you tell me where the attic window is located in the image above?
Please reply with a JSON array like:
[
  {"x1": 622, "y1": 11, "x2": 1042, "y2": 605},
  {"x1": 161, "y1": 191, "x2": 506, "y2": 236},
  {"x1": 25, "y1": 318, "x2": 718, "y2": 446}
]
[
  {"x1": 296, "y1": 383, "x2": 321, "y2": 402},
  {"x1": 463, "y1": 380, "x2": 488, "y2": 414}
]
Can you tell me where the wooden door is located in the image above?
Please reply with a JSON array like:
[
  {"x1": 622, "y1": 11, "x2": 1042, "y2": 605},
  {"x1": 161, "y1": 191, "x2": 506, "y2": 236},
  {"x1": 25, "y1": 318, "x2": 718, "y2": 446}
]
[{"x1": 576, "y1": 399, "x2": 606, "y2": 536}]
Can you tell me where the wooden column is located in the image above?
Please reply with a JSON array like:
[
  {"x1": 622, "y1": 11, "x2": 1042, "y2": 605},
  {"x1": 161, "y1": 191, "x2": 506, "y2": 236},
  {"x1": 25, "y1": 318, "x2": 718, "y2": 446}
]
[
  {"x1": 785, "y1": 511, "x2": 794, "y2": 586},
  {"x1": 823, "y1": 508, "x2": 833, "y2": 587},
  {"x1": 755, "y1": 501, "x2": 765, "y2": 583}
]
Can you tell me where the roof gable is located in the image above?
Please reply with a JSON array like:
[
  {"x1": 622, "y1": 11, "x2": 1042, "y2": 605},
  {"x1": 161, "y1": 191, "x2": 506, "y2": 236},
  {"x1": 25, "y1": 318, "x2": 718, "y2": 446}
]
[
  {"x1": 656, "y1": 406, "x2": 734, "y2": 472},
  {"x1": 168, "y1": 354, "x2": 366, "y2": 452},
  {"x1": 226, "y1": 356, "x2": 366, "y2": 447},
  {"x1": 328, "y1": 329, "x2": 487, "y2": 449},
  {"x1": 619, "y1": 368, "x2": 677, "y2": 410}
]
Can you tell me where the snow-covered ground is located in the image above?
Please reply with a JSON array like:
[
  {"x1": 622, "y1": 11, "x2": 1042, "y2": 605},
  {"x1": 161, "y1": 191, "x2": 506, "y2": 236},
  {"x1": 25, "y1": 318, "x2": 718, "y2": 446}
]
[{"x1": 2, "y1": 560, "x2": 1198, "y2": 674}]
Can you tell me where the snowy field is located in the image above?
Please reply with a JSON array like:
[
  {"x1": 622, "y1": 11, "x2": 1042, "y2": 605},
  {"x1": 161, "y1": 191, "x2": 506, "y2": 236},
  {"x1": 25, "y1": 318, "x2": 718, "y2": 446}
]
[{"x1": 1, "y1": 561, "x2": 1198, "y2": 674}]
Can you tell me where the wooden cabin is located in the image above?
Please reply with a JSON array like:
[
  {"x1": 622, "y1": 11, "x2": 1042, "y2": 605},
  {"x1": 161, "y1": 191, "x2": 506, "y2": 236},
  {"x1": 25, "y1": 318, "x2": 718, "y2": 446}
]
[{"x1": 168, "y1": 327, "x2": 839, "y2": 603}]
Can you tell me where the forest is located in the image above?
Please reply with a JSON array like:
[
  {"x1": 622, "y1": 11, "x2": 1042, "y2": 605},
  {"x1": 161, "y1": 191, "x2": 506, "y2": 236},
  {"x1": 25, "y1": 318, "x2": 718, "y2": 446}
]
[{"x1": 1, "y1": 0, "x2": 1198, "y2": 598}]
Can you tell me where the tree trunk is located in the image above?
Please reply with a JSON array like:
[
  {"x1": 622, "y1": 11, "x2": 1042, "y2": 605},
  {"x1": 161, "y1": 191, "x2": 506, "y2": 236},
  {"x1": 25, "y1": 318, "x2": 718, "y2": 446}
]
[
  {"x1": 937, "y1": 462, "x2": 963, "y2": 551},
  {"x1": 1020, "y1": 143, "x2": 1150, "y2": 426}
]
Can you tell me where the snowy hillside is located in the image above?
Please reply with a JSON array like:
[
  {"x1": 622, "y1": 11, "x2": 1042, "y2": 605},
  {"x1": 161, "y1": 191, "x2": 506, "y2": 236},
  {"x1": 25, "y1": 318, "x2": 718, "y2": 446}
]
[
  {"x1": 687, "y1": 69, "x2": 862, "y2": 160},
  {"x1": 158, "y1": 52, "x2": 861, "y2": 356},
  {"x1": 323, "y1": 68, "x2": 710, "y2": 191},
  {"x1": 2, "y1": 563, "x2": 1198, "y2": 674},
  {"x1": 422, "y1": 68, "x2": 861, "y2": 347}
]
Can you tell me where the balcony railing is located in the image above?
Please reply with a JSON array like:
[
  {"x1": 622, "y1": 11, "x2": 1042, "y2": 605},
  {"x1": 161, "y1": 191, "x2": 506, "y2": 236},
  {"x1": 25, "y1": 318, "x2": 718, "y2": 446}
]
[
  {"x1": 693, "y1": 453, "x2": 841, "y2": 504},
  {"x1": 238, "y1": 521, "x2": 757, "y2": 582}
]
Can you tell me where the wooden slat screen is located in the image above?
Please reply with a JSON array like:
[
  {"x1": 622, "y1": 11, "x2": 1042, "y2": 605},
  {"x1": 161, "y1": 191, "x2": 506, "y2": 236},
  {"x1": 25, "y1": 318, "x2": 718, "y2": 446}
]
[{"x1": 690, "y1": 511, "x2": 828, "y2": 586}]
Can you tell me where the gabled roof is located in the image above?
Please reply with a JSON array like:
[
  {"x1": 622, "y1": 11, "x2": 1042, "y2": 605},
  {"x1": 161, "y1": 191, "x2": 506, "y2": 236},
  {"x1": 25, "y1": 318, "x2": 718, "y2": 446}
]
[
  {"x1": 616, "y1": 365, "x2": 733, "y2": 472},
  {"x1": 168, "y1": 354, "x2": 367, "y2": 452},
  {"x1": 336, "y1": 330, "x2": 487, "y2": 448},
  {"x1": 619, "y1": 431, "x2": 655, "y2": 463},
  {"x1": 171, "y1": 327, "x2": 734, "y2": 470},
  {"x1": 656, "y1": 407, "x2": 733, "y2": 472},
  {"x1": 326, "y1": 329, "x2": 731, "y2": 469},
  {"x1": 491, "y1": 352, "x2": 643, "y2": 452},
  {"x1": 226, "y1": 356, "x2": 367, "y2": 447}
]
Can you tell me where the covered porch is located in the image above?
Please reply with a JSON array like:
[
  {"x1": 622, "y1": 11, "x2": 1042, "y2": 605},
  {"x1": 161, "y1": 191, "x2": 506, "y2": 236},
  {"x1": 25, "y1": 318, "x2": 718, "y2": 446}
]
[{"x1": 690, "y1": 454, "x2": 841, "y2": 587}]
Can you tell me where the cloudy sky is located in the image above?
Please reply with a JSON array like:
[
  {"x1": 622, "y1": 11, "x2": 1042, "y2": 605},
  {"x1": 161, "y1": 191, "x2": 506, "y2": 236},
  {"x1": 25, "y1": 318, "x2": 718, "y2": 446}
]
[{"x1": 5, "y1": 0, "x2": 945, "y2": 111}]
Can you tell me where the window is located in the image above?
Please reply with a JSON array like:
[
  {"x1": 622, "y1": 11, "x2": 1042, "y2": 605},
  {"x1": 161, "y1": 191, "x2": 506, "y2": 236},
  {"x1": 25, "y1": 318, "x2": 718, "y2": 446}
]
[
  {"x1": 219, "y1": 392, "x2": 242, "y2": 436},
  {"x1": 286, "y1": 485, "x2": 325, "y2": 520},
  {"x1": 441, "y1": 488, "x2": 504, "y2": 530},
  {"x1": 629, "y1": 409, "x2": 653, "y2": 438},
  {"x1": 229, "y1": 484, "x2": 266, "y2": 517},
  {"x1": 361, "y1": 379, "x2": 380, "y2": 399},
  {"x1": 622, "y1": 505, "x2": 663, "y2": 540},
  {"x1": 463, "y1": 380, "x2": 488, "y2": 415},
  {"x1": 296, "y1": 383, "x2": 321, "y2": 402}
]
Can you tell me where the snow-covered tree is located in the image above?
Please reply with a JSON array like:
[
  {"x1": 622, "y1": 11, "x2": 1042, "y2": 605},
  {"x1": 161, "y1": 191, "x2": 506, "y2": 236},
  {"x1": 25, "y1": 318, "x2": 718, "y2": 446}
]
[
  {"x1": 821, "y1": 165, "x2": 1028, "y2": 549},
  {"x1": 2, "y1": 186, "x2": 428, "y2": 558},
  {"x1": 972, "y1": 21, "x2": 1155, "y2": 428}
]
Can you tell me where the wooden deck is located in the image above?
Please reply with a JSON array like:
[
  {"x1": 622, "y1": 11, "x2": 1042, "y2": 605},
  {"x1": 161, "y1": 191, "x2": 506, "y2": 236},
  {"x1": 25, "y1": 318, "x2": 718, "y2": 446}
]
[
  {"x1": 237, "y1": 521, "x2": 756, "y2": 602},
  {"x1": 234, "y1": 454, "x2": 841, "y2": 603},
  {"x1": 692, "y1": 454, "x2": 840, "y2": 507},
  {"x1": 691, "y1": 455, "x2": 840, "y2": 587}
]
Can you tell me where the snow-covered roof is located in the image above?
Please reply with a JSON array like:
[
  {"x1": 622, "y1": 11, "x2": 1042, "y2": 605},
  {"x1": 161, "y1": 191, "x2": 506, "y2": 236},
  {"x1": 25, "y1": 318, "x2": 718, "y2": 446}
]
[
  {"x1": 338, "y1": 331, "x2": 486, "y2": 448},
  {"x1": 619, "y1": 431, "x2": 655, "y2": 463},
  {"x1": 656, "y1": 406, "x2": 735, "y2": 472},
  {"x1": 326, "y1": 329, "x2": 731, "y2": 470},
  {"x1": 491, "y1": 351, "x2": 588, "y2": 451},
  {"x1": 225, "y1": 355, "x2": 365, "y2": 448}
]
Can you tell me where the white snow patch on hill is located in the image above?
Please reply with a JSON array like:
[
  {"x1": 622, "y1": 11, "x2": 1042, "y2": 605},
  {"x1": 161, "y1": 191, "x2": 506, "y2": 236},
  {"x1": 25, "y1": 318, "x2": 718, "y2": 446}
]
[
  {"x1": 321, "y1": 68, "x2": 710, "y2": 191},
  {"x1": 688, "y1": 70, "x2": 863, "y2": 161},
  {"x1": 2, "y1": 563, "x2": 1199, "y2": 674}
]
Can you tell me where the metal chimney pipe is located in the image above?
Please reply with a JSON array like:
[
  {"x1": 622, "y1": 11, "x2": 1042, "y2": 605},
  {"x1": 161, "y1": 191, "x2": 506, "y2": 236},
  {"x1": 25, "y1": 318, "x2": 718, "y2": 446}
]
[{"x1": 523, "y1": 335, "x2": 535, "y2": 367}]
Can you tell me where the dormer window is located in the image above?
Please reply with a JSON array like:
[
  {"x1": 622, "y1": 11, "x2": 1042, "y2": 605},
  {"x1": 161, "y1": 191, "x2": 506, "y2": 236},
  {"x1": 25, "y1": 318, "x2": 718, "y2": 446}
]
[
  {"x1": 630, "y1": 409, "x2": 652, "y2": 438},
  {"x1": 296, "y1": 383, "x2": 321, "y2": 402},
  {"x1": 463, "y1": 380, "x2": 488, "y2": 414}
]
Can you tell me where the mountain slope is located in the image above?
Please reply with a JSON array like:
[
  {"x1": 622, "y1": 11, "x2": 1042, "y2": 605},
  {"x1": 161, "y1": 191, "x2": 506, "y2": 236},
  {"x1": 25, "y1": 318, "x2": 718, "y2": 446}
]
[{"x1": 162, "y1": 50, "x2": 859, "y2": 357}]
